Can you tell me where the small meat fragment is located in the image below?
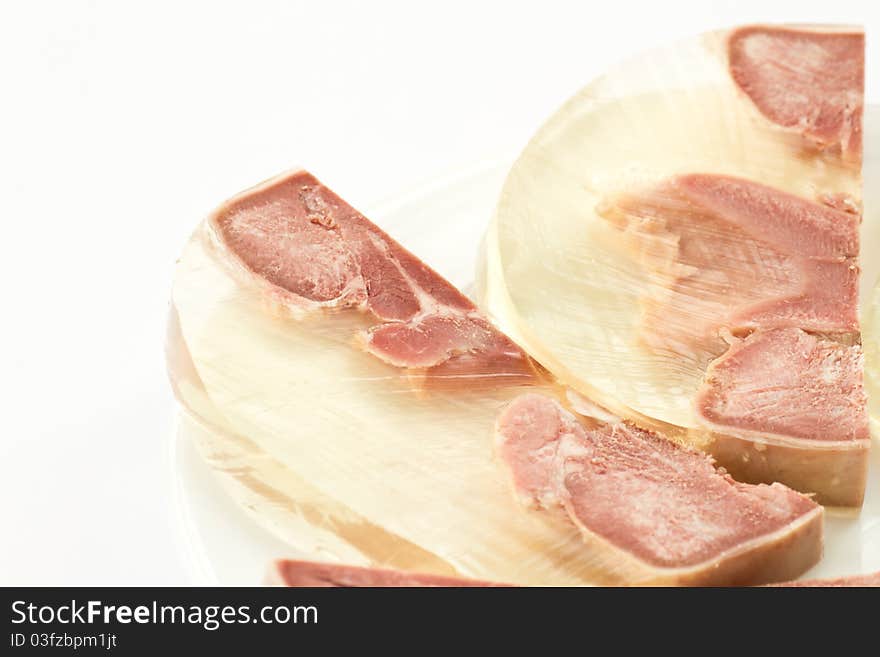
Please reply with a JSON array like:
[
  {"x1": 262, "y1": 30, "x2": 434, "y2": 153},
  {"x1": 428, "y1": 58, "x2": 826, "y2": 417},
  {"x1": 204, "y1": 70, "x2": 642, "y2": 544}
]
[
  {"x1": 496, "y1": 394, "x2": 823, "y2": 586},
  {"x1": 266, "y1": 560, "x2": 506, "y2": 587},
  {"x1": 728, "y1": 25, "x2": 864, "y2": 162}
]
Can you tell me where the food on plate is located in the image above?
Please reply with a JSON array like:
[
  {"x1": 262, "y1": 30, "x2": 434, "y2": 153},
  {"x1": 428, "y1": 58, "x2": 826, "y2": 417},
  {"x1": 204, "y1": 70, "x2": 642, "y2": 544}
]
[
  {"x1": 497, "y1": 394, "x2": 822, "y2": 586},
  {"x1": 480, "y1": 24, "x2": 868, "y2": 506},
  {"x1": 169, "y1": 170, "x2": 822, "y2": 585}
]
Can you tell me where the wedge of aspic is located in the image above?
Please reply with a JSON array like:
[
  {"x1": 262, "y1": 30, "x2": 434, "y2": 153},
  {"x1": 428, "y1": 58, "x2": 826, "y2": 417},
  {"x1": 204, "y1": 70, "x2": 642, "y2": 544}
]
[
  {"x1": 170, "y1": 169, "x2": 822, "y2": 585},
  {"x1": 480, "y1": 24, "x2": 869, "y2": 506}
]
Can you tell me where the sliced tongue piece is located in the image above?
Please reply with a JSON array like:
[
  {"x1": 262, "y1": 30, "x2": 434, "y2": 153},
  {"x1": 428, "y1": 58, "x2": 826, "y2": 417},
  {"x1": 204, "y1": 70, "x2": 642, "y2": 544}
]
[
  {"x1": 728, "y1": 25, "x2": 864, "y2": 162},
  {"x1": 697, "y1": 328, "x2": 868, "y2": 444},
  {"x1": 266, "y1": 559, "x2": 507, "y2": 587},
  {"x1": 210, "y1": 170, "x2": 538, "y2": 387},
  {"x1": 496, "y1": 394, "x2": 823, "y2": 586},
  {"x1": 598, "y1": 174, "x2": 861, "y2": 368}
]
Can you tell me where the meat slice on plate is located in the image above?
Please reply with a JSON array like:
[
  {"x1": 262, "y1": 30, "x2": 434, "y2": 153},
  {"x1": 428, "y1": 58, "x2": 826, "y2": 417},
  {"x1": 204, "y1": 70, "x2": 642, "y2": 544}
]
[
  {"x1": 496, "y1": 394, "x2": 822, "y2": 586},
  {"x1": 266, "y1": 560, "x2": 506, "y2": 587},
  {"x1": 171, "y1": 170, "x2": 823, "y2": 585},
  {"x1": 728, "y1": 25, "x2": 864, "y2": 163},
  {"x1": 209, "y1": 170, "x2": 536, "y2": 385},
  {"x1": 598, "y1": 174, "x2": 860, "y2": 367},
  {"x1": 698, "y1": 329, "x2": 866, "y2": 442}
]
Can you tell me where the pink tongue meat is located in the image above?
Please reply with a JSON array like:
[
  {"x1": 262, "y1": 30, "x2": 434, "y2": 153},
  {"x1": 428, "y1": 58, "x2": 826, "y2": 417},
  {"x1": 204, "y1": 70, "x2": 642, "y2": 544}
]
[
  {"x1": 728, "y1": 25, "x2": 864, "y2": 162},
  {"x1": 697, "y1": 328, "x2": 868, "y2": 444},
  {"x1": 599, "y1": 174, "x2": 860, "y2": 368},
  {"x1": 266, "y1": 560, "x2": 506, "y2": 587},
  {"x1": 211, "y1": 170, "x2": 538, "y2": 387},
  {"x1": 496, "y1": 394, "x2": 823, "y2": 585}
]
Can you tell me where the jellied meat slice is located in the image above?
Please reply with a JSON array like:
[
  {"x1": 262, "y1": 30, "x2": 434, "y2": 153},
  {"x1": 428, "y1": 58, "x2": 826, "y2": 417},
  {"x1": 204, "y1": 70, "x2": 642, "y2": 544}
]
[{"x1": 496, "y1": 394, "x2": 823, "y2": 586}]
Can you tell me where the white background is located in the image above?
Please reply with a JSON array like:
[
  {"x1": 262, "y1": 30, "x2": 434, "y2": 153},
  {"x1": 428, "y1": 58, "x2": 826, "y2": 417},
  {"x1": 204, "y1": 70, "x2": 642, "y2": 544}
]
[{"x1": 1, "y1": 0, "x2": 877, "y2": 585}]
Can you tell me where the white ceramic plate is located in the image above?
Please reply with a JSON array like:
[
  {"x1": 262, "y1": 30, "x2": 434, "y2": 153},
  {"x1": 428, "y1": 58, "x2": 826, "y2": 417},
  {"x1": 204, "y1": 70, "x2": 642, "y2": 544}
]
[{"x1": 172, "y1": 157, "x2": 880, "y2": 586}]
